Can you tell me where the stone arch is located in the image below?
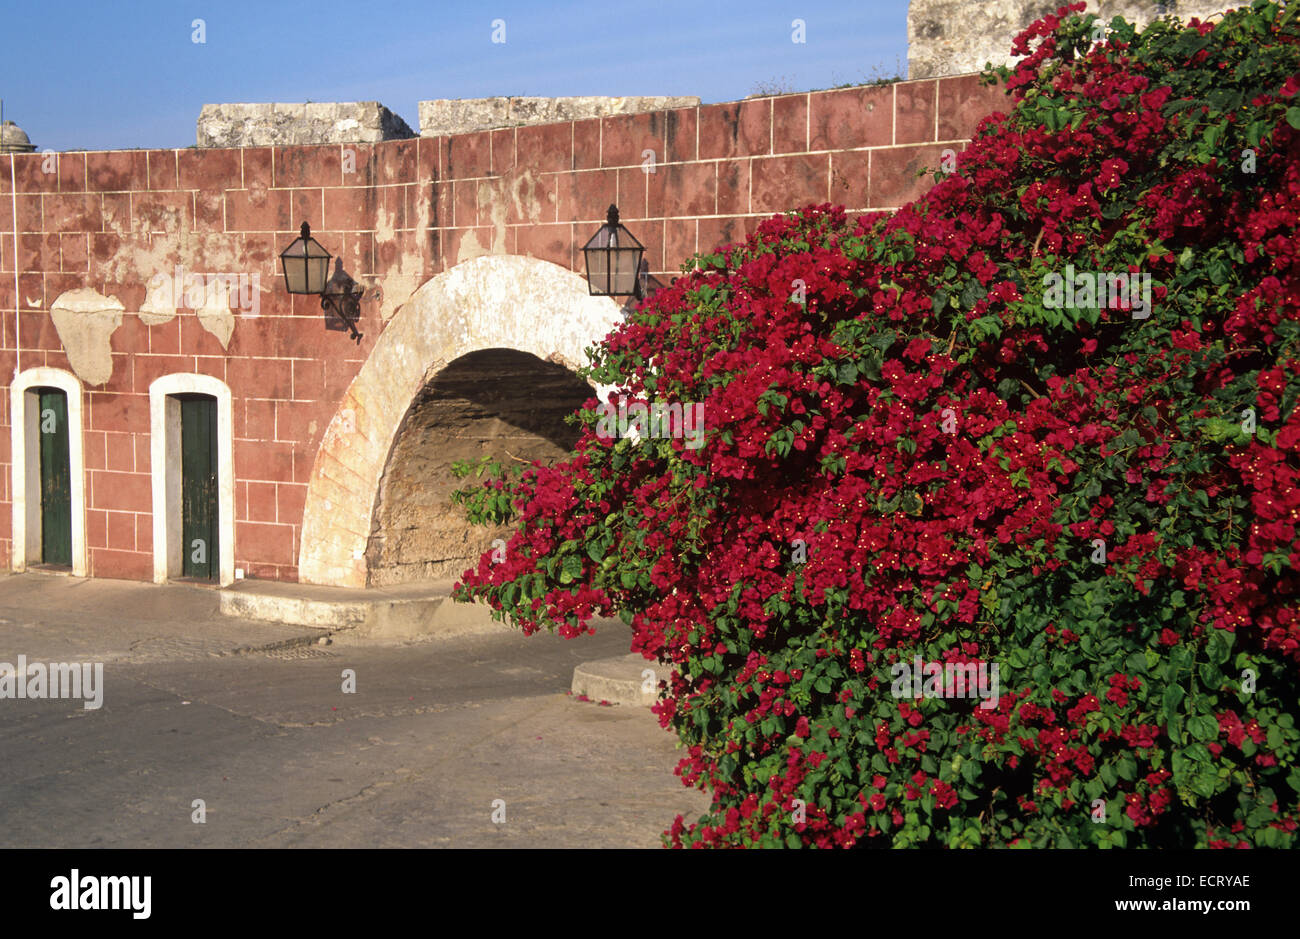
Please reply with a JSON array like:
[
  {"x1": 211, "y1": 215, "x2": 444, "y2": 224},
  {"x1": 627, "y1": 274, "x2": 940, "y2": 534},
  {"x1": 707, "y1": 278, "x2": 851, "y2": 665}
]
[{"x1": 298, "y1": 254, "x2": 622, "y2": 587}]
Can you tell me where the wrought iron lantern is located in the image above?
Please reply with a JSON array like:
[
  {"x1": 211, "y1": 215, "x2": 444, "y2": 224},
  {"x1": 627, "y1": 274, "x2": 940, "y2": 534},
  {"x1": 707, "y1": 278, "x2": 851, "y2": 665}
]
[
  {"x1": 583, "y1": 204, "x2": 645, "y2": 299},
  {"x1": 279, "y1": 222, "x2": 365, "y2": 343},
  {"x1": 279, "y1": 222, "x2": 331, "y2": 295}
]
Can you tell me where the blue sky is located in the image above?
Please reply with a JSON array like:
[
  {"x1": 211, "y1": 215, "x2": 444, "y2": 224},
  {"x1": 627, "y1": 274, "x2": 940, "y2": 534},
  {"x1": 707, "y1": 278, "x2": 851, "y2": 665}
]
[{"x1": 1, "y1": 0, "x2": 910, "y2": 152}]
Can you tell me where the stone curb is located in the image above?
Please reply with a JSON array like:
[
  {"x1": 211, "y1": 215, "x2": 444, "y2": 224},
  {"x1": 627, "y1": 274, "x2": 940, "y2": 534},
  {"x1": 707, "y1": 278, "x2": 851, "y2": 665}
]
[
  {"x1": 571, "y1": 653, "x2": 665, "y2": 708},
  {"x1": 218, "y1": 582, "x2": 511, "y2": 640}
]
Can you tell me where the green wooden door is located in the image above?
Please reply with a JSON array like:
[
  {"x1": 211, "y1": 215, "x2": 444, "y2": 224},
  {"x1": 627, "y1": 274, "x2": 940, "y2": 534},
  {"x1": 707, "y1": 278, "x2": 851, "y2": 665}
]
[
  {"x1": 180, "y1": 395, "x2": 218, "y2": 580},
  {"x1": 37, "y1": 389, "x2": 72, "y2": 566}
]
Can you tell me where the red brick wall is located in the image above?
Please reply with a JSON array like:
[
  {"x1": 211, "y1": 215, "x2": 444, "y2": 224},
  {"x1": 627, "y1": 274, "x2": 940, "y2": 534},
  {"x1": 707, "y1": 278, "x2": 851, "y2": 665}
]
[{"x1": 0, "y1": 73, "x2": 1007, "y2": 582}]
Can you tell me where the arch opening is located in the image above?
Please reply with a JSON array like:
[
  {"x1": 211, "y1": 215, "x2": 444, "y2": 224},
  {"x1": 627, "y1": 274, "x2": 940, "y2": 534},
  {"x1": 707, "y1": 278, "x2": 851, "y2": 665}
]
[{"x1": 365, "y1": 348, "x2": 594, "y2": 586}]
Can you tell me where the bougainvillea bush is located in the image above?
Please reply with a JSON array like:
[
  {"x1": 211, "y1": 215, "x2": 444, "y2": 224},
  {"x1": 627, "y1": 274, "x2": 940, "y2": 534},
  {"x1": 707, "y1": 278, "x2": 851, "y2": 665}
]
[{"x1": 453, "y1": 0, "x2": 1300, "y2": 847}]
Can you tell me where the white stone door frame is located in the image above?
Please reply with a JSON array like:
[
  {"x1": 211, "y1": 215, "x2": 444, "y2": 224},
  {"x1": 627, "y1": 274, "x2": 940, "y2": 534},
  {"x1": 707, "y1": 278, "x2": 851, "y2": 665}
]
[
  {"x1": 9, "y1": 367, "x2": 88, "y2": 576},
  {"x1": 148, "y1": 373, "x2": 235, "y2": 586}
]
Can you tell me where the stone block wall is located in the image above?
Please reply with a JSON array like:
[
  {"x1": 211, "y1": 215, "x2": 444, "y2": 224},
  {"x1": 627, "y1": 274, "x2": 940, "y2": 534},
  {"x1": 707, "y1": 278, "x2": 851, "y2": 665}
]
[
  {"x1": 434, "y1": 74, "x2": 1005, "y2": 284},
  {"x1": 0, "y1": 140, "x2": 432, "y2": 580},
  {"x1": 0, "y1": 73, "x2": 1010, "y2": 583}
]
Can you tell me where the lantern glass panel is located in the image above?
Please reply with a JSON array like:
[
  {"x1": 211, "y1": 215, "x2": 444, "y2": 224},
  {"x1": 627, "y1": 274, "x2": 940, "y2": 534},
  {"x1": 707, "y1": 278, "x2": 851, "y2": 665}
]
[
  {"x1": 282, "y1": 256, "x2": 305, "y2": 294},
  {"x1": 582, "y1": 217, "x2": 644, "y2": 297},
  {"x1": 279, "y1": 228, "x2": 332, "y2": 294},
  {"x1": 611, "y1": 246, "x2": 640, "y2": 295},
  {"x1": 584, "y1": 247, "x2": 610, "y2": 294},
  {"x1": 304, "y1": 254, "x2": 330, "y2": 293}
]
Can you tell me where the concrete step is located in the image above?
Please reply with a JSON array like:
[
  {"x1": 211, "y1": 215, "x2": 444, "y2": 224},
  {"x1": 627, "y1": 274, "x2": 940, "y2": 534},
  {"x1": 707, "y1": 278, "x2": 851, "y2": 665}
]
[
  {"x1": 218, "y1": 578, "x2": 512, "y2": 639},
  {"x1": 571, "y1": 653, "x2": 665, "y2": 708}
]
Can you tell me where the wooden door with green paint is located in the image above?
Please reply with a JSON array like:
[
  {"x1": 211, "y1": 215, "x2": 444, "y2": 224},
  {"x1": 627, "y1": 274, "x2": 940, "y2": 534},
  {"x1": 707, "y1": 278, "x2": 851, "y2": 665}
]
[
  {"x1": 37, "y1": 389, "x2": 72, "y2": 567},
  {"x1": 180, "y1": 395, "x2": 218, "y2": 580}
]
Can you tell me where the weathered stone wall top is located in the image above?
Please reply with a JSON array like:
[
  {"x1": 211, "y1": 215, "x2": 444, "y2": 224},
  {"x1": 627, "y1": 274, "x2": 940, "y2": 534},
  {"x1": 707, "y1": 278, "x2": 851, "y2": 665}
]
[
  {"x1": 908, "y1": 0, "x2": 1238, "y2": 78},
  {"x1": 196, "y1": 101, "x2": 415, "y2": 148},
  {"x1": 417, "y1": 96, "x2": 702, "y2": 137}
]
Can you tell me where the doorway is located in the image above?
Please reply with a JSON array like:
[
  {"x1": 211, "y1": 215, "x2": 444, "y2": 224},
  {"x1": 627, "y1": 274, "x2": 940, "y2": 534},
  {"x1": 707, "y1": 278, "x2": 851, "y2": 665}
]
[
  {"x1": 9, "y1": 367, "x2": 87, "y2": 575},
  {"x1": 179, "y1": 394, "x2": 218, "y2": 580},
  {"x1": 148, "y1": 372, "x2": 234, "y2": 586},
  {"x1": 36, "y1": 388, "x2": 72, "y2": 567}
]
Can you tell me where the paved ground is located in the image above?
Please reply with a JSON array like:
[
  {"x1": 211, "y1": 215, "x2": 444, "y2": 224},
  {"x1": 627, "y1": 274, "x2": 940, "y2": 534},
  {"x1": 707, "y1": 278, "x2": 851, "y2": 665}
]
[{"x1": 0, "y1": 573, "x2": 707, "y2": 848}]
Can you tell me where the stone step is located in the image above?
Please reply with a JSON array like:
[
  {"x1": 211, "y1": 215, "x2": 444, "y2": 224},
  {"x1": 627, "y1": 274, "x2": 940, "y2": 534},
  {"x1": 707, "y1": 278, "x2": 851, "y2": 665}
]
[
  {"x1": 218, "y1": 578, "x2": 511, "y2": 639},
  {"x1": 571, "y1": 653, "x2": 665, "y2": 708}
]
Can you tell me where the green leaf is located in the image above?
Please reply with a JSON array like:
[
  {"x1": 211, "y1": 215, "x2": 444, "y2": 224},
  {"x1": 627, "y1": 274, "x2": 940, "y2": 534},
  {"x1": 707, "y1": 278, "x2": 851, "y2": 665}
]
[
  {"x1": 868, "y1": 328, "x2": 898, "y2": 351},
  {"x1": 1207, "y1": 630, "x2": 1231, "y2": 665},
  {"x1": 1116, "y1": 754, "x2": 1137, "y2": 782},
  {"x1": 1207, "y1": 88, "x2": 1242, "y2": 113},
  {"x1": 561, "y1": 554, "x2": 584, "y2": 583},
  {"x1": 1099, "y1": 762, "x2": 1118, "y2": 787},
  {"x1": 1191, "y1": 770, "x2": 1218, "y2": 800},
  {"x1": 1188, "y1": 714, "x2": 1219, "y2": 741},
  {"x1": 1162, "y1": 683, "x2": 1186, "y2": 721}
]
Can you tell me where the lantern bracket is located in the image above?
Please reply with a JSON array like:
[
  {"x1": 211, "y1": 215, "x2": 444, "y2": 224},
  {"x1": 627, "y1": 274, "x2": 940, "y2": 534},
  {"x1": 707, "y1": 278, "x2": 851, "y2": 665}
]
[{"x1": 321, "y1": 259, "x2": 365, "y2": 344}]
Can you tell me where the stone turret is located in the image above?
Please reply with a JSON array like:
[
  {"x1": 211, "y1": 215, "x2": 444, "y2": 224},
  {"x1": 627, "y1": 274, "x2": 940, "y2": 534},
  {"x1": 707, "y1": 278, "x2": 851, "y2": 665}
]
[{"x1": 0, "y1": 120, "x2": 35, "y2": 153}]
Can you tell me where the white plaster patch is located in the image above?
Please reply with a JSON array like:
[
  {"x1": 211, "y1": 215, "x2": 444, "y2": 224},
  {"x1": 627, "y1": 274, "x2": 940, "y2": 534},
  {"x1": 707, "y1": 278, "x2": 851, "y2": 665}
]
[
  {"x1": 509, "y1": 170, "x2": 544, "y2": 226},
  {"x1": 197, "y1": 297, "x2": 235, "y2": 348},
  {"x1": 139, "y1": 276, "x2": 178, "y2": 326},
  {"x1": 49, "y1": 288, "x2": 125, "y2": 387},
  {"x1": 476, "y1": 178, "x2": 510, "y2": 257},
  {"x1": 455, "y1": 228, "x2": 488, "y2": 266},
  {"x1": 372, "y1": 200, "x2": 425, "y2": 323},
  {"x1": 378, "y1": 264, "x2": 422, "y2": 324}
]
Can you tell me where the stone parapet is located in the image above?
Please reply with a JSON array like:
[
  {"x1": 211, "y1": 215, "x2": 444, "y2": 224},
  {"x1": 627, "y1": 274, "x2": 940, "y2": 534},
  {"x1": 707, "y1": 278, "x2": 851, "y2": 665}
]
[
  {"x1": 417, "y1": 96, "x2": 701, "y2": 137},
  {"x1": 196, "y1": 101, "x2": 415, "y2": 148}
]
